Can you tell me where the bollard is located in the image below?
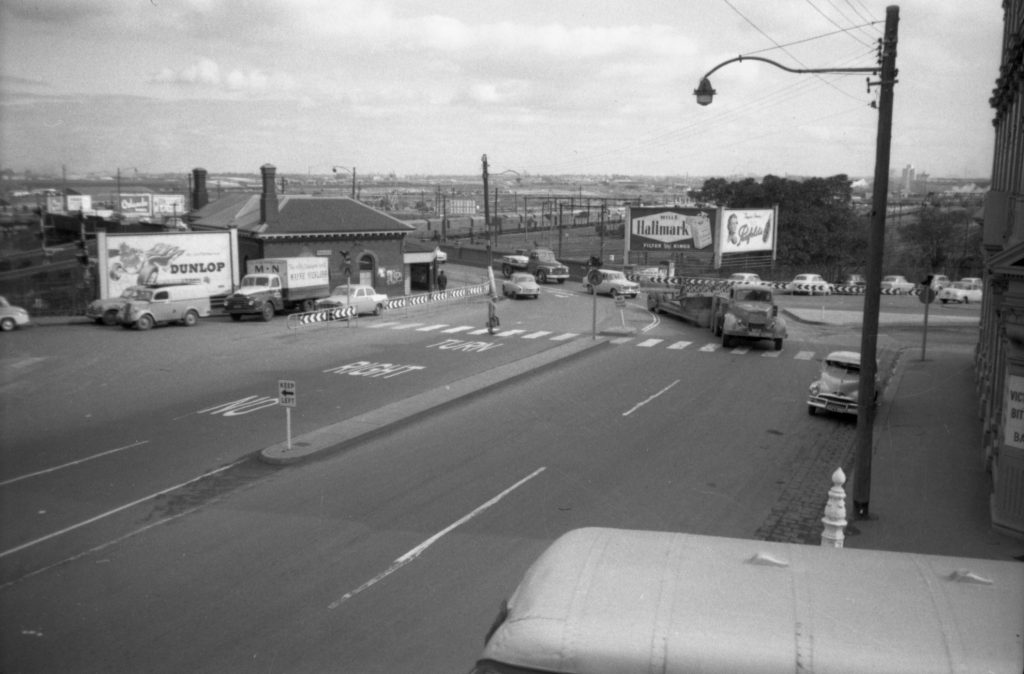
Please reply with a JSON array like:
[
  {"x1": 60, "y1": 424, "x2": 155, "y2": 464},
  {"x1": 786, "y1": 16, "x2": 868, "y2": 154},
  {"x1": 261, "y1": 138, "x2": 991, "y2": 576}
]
[{"x1": 820, "y1": 467, "x2": 848, "y2": 548}]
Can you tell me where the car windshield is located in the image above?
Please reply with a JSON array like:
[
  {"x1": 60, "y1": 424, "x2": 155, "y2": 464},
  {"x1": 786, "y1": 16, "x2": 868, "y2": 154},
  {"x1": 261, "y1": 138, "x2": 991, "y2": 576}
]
[
  {"x1": 824, "y1": 358, "x2": 860, "y2": 374},
  {"x1": 0, "y1": 296, "x2": 9, "y2": 308},
  {"x1": 736, "y1": 288, "x2": 771, "y2": 302},
  {"x1": 605, "y1": 271, "x2": 625, "y2": 281},
  {"x1": 135, "y1": 290, "x2": 154, "y2": 301},
  {"x1": 241, "y1": 276, "x2": 270, "y2": 288},
  {"x1": 511, "y1": 274, "x2": 533, "y2": 283},
  {"x1": 121, "y1": 287, "x2": 142, "y2": 299},
  {"x1": 950, "y1": 282, "x2": 969, "y2": 290}
]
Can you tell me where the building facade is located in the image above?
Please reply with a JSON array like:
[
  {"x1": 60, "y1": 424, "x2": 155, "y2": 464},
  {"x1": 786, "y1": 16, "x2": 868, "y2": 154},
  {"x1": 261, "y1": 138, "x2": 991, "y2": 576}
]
[{"x1": 977, "y1": 0, "x2": 1024, "y2": 539}]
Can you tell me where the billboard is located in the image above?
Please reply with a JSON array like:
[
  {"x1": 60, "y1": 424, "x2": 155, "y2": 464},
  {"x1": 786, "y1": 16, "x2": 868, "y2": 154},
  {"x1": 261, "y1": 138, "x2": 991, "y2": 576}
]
[
  {"x1": 153, "y1": 195, "x2": 187, "y2": 216},
  {"x1": 627, "y1": 207, "x2": 716, "y2": 252},
  {"x1": 119, "y1": 193, "x2": 152, "y2": 217},
  {"x1": 719, "y1": 208, "x2": 776, "y2": 254},
  {"x1": 97, "y1": 229, "x2": 240, "y2": 300}
]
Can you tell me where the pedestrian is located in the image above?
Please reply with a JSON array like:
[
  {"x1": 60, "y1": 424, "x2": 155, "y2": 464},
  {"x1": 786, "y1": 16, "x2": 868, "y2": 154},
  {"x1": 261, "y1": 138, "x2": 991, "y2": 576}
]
[{"x1": 437, "y1": 270, "x2": 448, "y2": 291}]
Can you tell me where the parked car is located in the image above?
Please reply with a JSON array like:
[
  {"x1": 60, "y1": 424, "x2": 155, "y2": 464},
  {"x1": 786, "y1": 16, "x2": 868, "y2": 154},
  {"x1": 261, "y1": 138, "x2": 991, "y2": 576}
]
[
  {"x1": 118, "y1": 284, "x2": 211, "y2": 330},
  {"x1": 938, "y1": 280, "x2": 983, "y2": 304},
  {"x1": 0, "y1": 295, "x2": 30, "y2": 331},
  {"x1": 930, "y1": 274, "x2": 951, "y2": 289},
  {"x1": 581, "y1": 269, "x2": 640, "y2": 298},
  {"x1": 839, "y1": 273, "x2": 866, "y2": 286},
  {"x1": 315, "y1": 284, "x2": 388, "y2": 315},
  {"x1": 786, "y1": 273, "x2": 831, "y2": 295},
  {"x1": 86, "y1": 285, "x2": 147, "y2": 326},
  {"x1": 808, "y1": 351, "x2": 878, "y2": 417},
  {"x1": 728, "y1": 272, "x2": 763, "y2": 284},
  {"x1": 880, "y1": 275, "x2": 915, "y2": 294},
  {"x1": 501, "y1": 272, "x2": 540, "y2": 299}
]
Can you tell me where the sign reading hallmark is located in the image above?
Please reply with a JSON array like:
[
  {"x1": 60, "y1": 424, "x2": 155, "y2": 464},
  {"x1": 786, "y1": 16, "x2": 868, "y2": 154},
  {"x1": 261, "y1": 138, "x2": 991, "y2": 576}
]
[{"x1": 629, "y1": 207, "x2": 714, "y2": 251}]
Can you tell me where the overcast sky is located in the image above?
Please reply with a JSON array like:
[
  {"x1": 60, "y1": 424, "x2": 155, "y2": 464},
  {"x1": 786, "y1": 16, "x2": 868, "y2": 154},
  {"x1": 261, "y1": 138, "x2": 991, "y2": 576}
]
[{"x1": 0, "y1": 0, "x2": 1005, "y2": 180}]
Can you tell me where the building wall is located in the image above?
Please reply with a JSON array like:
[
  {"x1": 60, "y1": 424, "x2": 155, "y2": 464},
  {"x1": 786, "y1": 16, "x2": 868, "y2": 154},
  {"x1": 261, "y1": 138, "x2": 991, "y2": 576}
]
[
  {"x1": 977, "y1": 0, "x2": 1024, "y2": 539},
  {"x1": 239, "y1": 236, "x2": 407, "y2": 295}
]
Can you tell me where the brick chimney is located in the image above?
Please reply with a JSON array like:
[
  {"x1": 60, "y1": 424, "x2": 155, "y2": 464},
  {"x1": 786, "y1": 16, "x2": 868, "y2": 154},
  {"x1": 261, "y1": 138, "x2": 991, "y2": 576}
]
[
  {"x1": 260, "y1": 163, "x2": 279, "y2": 226},
  {"x1": 191, "y1": 167, "x2": 209, "y2": 210}
]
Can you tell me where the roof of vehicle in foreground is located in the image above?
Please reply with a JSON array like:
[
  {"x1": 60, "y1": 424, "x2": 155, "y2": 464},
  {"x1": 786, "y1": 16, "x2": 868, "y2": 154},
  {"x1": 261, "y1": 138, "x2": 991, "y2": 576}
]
[{"x1": 480, "y1": 527, "x2": 1024, "y2": 674}]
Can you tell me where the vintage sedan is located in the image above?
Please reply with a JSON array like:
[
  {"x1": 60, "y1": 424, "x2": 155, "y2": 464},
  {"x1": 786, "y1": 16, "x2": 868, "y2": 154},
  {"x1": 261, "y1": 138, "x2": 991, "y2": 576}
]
[
  {"x1": 880, "y1": 275, "x2": 915, "y2": 294},
  {"x1": 582, "y1": 269, "x2": 640, "y2": 298},
  {"x1": 786, "y1": 273, "x2": 831, "y2": 295},
  {"x1": 86, "y1": 285, "x2": 148, "y2": 325},
  {"x1": 938, "y1": 280, "x2": 983, "y2": 304},
  {"x1": 316, "y1": 284, "x2": 388, "y2": 315},
  {"x1": 0, "y1": 295, "x2": 30, "y2": 331},
  {"x1": 501, "y1": 272, "x2": 540, "y2": 299},
  {"x1": 728, "y1": 272, "x2": 763, "y2": 284},
  {"x1": 808, "y1": 351, "x2": 878, "y2": 417}
]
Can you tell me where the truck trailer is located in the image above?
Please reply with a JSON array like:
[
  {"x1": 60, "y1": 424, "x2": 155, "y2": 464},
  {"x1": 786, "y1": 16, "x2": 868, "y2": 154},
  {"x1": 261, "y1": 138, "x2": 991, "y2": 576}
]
[{"x1": 225, "y1": 257, "x2": 330, "y2": 321}]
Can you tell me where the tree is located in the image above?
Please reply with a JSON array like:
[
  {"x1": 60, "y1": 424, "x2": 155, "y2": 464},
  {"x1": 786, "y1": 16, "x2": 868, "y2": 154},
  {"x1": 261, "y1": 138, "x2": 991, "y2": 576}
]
[{"x1": 694, "y1": 174, "x2": 867, "y2": 279}]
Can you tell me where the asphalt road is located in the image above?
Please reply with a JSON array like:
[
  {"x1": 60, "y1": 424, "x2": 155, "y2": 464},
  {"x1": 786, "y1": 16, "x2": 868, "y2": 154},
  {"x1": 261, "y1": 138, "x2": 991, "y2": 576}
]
[{"x1": 0, "y1": 283, "x2": 978, "y2": 672}]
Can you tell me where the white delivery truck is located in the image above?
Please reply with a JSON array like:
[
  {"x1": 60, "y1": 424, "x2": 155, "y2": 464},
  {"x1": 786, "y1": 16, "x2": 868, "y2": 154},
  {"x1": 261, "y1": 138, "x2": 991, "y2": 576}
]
[{"x1": 224, "y1": 257, "x2": 330, "y2": 321}]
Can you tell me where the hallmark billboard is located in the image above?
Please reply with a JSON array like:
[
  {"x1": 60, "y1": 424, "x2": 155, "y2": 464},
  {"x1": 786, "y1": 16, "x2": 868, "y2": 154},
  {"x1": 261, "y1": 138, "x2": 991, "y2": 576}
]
[{"x1": 627, "y1": 207, "x2": 716, "y2": 252}]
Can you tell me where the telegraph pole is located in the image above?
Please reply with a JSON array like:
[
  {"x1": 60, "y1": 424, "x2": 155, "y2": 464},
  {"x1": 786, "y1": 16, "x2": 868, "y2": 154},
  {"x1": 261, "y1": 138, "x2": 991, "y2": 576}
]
[
  {"x1": 481, "y1": 154, "x2": 490, "y2": 251},
  {"x1": 853, "y1": 5, "x2": 900, "y2": 519}
]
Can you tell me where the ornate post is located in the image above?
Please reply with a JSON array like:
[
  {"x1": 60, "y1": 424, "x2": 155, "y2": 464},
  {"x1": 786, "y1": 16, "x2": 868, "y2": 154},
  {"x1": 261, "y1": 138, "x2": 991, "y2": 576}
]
[{"x1": 821, "y1": 468, "x2": 848, "y2": 548}]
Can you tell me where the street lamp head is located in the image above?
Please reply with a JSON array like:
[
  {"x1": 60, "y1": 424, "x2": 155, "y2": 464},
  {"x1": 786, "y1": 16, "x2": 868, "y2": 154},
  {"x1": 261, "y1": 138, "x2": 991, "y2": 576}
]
[{"x1": 694, "y1": 77, "x2": 716, "y2": 106}]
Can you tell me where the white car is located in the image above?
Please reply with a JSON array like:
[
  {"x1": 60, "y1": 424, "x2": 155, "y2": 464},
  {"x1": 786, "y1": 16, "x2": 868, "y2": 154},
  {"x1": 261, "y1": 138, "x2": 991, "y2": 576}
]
[
  {"x1": 938, "y1": 280, "x2": 983, "y2": 304},
  {"x1": 728, "y1": 272, "x2": 763, "y2": 284},
  {"x1": 316, "y1": 284, "x2": 388, "y2": 315},
  {"x1": 786, "y1": 273, "x2": 831, "y2": 295},
  {"x1": 501, "y1": 272, "x2": 540, "y2": 299},
  {"x1": 807, "y1": 351, "x2": 878, "y2": 417},
  {"x1": 582, "y1": 269, "x2": 640, "y2": 298},
  {"x1": 880, "y1": 275, "x2": 915, "y2": 294},
  {"x1": 0, "y1": 295, "x2": 30, "y2": 331}
]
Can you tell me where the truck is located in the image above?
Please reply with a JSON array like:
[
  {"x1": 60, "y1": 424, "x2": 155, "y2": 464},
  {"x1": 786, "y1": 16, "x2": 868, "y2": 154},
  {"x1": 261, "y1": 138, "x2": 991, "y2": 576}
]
[
  {"x1": 710, "y1": 283, "x2": 786, "y2": 350},
  {"x1": 224, "y1": 257, "x2": 330, "y2": 322},
  {"x1": 499, "y1": 247, "x2": 569, "y2": 284},
  {"x1": 647, "y1": 280, "x2": 786, "y2": 350}
]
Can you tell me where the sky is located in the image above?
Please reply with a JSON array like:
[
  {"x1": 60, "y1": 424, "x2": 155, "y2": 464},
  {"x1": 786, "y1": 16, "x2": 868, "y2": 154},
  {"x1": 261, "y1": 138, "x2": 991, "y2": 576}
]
[{"x1": 0, "y1": 0, "x2": 1006, "y2": 180}]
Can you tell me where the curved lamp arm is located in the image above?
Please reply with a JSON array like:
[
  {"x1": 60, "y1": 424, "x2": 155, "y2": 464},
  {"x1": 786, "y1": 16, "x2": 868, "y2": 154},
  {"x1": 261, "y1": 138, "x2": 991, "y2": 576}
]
[{"x1": 694, "y1": 55, "x2": 880, "y2": 105}]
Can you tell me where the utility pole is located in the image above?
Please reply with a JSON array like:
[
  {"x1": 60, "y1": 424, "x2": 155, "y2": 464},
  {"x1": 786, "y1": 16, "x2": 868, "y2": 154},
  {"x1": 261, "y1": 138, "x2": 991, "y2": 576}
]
[
  {"x1": 481, "y1": 154, "x2": 490, "y2": 251},
  {"x1": 853, "y1": 5, "x2": 900, "y2": 519}
]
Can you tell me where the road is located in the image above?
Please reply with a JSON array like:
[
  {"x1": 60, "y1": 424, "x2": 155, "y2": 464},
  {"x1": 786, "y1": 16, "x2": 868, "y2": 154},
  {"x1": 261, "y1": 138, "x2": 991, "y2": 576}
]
[{"x1": 0, "y1": 282, "x2": 977, "y2": 672}]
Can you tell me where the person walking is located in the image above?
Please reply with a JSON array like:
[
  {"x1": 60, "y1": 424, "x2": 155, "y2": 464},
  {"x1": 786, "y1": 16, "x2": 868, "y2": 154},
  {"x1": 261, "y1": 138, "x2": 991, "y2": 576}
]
[{"x1": 437, "y1": 270, "x2": 448, "y2": 291}]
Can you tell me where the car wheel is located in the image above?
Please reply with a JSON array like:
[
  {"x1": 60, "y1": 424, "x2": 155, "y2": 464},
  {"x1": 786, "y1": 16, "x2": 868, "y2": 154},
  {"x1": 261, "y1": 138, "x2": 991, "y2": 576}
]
[
  {"x1": 774, "y1": 338, "x2": 783, "y2": 351},
  {"x1": 230, "y1": 313, "x2": 242, "y2": 322},
  {"x1": 502, "y1": 264, "x2": 512, "y2": 278},
  {"x1": 373, "y1": 303, "x2": 383, "y2": 315},
  {"x1": 302, "y1": 299, "x2": 316, "y2": 312},
  {"x1": 136, "y1": 314, "x2": 154, "y2": 331},
  {"x1": 260, "y1": 304, "x2": 275, "y2": 322},
  {"x1": 0, "y1": 317, "x2": 15, "y2": 332},
  {"x1": 808, "y1": 405, "x2": 816, "y2": 416},
  {"x1": 102, "y1": 309, "x2": 119, "y2": 326},
  {"x1": 183, "y1": 310, "x2": 199, "y2": 327},
  {"x1": 962, "y1": 297, "x2": 969, "y2": 305},
  {"x1": 722, "y1": 333, "x2": 731, "y2": 348},
  {"x1": 610, "y1": 288, "x2": 619, "y2": 298},
  {"x1": 538, "y1": 270, "x2": 548, "y2": 283}
]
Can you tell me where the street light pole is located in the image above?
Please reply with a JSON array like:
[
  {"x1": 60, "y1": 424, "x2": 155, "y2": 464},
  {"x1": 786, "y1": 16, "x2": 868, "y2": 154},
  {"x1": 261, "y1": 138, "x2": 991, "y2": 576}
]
[{"x1": 695, "y1": 5, "x2": 899, "y2": 520}]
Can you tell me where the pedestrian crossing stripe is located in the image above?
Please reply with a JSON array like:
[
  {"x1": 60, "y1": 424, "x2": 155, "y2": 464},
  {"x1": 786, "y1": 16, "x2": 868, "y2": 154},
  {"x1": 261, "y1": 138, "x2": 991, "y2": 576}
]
[{"x1": 354, "y1": 320, "x2": 825, "y2": 359}]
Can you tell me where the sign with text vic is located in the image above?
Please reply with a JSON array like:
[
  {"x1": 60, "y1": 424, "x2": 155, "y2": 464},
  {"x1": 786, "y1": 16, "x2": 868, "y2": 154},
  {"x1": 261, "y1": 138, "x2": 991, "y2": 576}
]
[{"x1": 626, "y1": 207, "x2": 716, "y2": 254}]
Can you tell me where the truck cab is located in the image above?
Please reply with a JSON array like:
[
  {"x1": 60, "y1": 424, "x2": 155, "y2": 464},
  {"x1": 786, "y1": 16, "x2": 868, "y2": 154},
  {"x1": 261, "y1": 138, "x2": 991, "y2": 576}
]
[{"x1": 712, "y1": 283, "x2": 786, "y2": 350}]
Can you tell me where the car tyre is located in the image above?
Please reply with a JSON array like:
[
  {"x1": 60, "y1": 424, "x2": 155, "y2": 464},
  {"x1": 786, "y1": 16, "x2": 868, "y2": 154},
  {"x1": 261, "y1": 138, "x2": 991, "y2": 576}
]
[
  {"x1": 260, "y1": 304, "x2": 275, "y2": 322},
  {"x1": 0, "y1": 317, "x2": 15, "y2": 331},
  {"x1": 808, "y1": 405, "x2": 816, "y2": 416},
  {"x1": 722, "y1": 333, "x2": 731, "y2": 348},
  {"x1": 610, "y1": 288, "x2": 619, "y2": 298},
  {"x1": 537, "y1": 270, "x2": 548, "y2": 284},
  {"x1": 230, "y1": 313, "x2": 242, "y2": 322},
  {"x1": 102, "y1": 309, "x2": 119, "y2": 326},
  {"x1": 183, "y1": 310, "x2": 199, "y2": 327},
  {"x1": 136, "y1": 314, "x2": 154, "y2": 331},
  {"x1": 774, "y1": 338, "x2": 783, "y2": 351},
  {"x1": 502, "y1": 264, "x2": 513, "y2": 278}
]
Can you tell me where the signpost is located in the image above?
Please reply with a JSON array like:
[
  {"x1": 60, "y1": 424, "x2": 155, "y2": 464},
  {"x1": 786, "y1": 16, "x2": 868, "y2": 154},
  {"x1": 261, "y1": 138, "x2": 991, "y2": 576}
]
[{"x1": 278, "y1": 379, "x2": 296, "y2": 450}]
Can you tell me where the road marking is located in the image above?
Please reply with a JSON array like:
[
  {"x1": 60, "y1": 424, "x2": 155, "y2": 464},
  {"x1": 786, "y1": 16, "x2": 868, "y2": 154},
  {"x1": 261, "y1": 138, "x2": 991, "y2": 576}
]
[
  {"x1": 699, "y1": 343, "x2": 719, "y2": 352},
  {"x1": 522, "y1": 331, "x2": 553, "y2": 339},
  {"x1": 0, "y1": 459, "x2": 244, "y2": 560},
  {"x1": 390, "y1": 323, "x2": 425, "y2": 330},
  {"x1": 415, "y1": 324, "x2": 449, "y2": 331},
  {"x1": 468, "y1": 328, "x2": 491, "y2": 335},
  {"x1": 327, "y1": 466, "x2": 547, "y2": 610},
  {"x1": 637, "y1": 339, "x2": 663, "y2": 348},
  {"x1": 441, "y1": 325, "x2": 475, "y2": 334},
  {"x1": 199, "y1": 395, "x2": 278, "y2": 417},
  {"x1": 495, "y1": 329, "x2": 526, "y2": 337},
  {"x1": 667, "y1": 341, "x2": 692, "y2": 350},
  {"x1": 762, "y1": 350, "x2": 783, "y2": 358},
  {"x1": 623, "y1": 379, "x2": 680, "y2": 416},
  {"x1": 365, "y1": 321, "x2": 402, "y2": 329},
  {"x1": 794, "y1": 351, "x2": 815, "y2": 360},
  {"x1": 731, "y1": 347, "x2": 750, "y2": 354},
  {"x1": 0, "y1": 441, "x2": 150, "y2": 487}
]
